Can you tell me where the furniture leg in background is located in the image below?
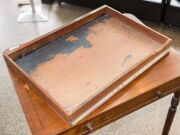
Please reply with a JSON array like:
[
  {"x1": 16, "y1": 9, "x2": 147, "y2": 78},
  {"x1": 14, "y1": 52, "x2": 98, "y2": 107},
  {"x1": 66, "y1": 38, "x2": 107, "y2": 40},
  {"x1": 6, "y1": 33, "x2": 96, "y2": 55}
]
[
  {"x1": 17, "y1": 0, "x2": 49, "y2": 22},
  {"x1": 162, "y1": 90, "x2": 180, "y2": 135}
]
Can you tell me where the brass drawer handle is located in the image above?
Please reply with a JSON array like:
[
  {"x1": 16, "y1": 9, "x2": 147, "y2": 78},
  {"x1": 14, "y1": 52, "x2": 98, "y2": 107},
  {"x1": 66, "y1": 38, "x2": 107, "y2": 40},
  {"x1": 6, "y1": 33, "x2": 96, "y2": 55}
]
[
  {"x1": 156, "y1": 90, "x2": 162, "y2": 98},
  {"x1": 86, "y1": 122, "x2": 94, "y2": 134}
]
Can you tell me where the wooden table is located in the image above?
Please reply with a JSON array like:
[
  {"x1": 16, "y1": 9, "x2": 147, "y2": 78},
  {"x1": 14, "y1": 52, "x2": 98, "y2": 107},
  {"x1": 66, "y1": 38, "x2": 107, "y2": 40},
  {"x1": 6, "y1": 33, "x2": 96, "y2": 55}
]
[
  {"x1": 8, "y1": 49, "x2": 180, "y2": 135},
  {"x1": 7, "y1": 15, "x2": 180, "y2": 135}
]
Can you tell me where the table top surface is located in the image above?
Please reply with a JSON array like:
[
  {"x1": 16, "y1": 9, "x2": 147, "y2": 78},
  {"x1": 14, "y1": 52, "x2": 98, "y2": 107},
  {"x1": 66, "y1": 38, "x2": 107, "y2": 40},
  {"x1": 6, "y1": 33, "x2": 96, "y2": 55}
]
[{"x1": 10, "y1": 48, "x2": 180, "y2": 135}]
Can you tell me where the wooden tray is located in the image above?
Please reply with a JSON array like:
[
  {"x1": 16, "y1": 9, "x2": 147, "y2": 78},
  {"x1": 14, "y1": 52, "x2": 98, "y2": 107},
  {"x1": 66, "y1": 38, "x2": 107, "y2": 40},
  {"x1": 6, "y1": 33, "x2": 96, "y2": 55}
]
[{"x1": 3, "y1": 5, "x2": 171, "y2": 125}]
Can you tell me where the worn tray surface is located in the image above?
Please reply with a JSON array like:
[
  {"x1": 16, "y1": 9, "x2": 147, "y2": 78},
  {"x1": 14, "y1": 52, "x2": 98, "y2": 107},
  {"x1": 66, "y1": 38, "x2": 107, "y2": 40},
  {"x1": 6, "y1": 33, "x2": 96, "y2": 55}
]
[{"x1": 15, "y1": 14, "x2": 162, "y2": 115}]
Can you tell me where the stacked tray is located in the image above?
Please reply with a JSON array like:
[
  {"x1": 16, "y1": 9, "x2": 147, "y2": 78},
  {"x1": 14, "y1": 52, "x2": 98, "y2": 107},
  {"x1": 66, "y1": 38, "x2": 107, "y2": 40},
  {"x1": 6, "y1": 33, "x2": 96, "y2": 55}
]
[{"x1": 3, "y1": 5, "x2": 171, "y2": 125}]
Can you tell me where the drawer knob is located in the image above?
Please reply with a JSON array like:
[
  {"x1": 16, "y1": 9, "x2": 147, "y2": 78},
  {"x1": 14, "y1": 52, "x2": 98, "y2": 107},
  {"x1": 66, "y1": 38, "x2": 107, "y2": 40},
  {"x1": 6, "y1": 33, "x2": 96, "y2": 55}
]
[
  {"x1": 156, "y1": 91, "x2": 162, "y2": 98},
  {"x1": 86, "y1": 122, "x2": 94, "y2": 133}
]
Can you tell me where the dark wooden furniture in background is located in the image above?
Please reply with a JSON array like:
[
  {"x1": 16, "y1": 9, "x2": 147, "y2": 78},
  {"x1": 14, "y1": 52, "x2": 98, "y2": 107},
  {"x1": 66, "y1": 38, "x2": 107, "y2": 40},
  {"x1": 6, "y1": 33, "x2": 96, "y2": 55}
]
[
  {"x1": 56, "y1": 0, "x2": 166, "y2": 22},
  {"x1": 42, "y1": 0, "x2": 54, "y2": 4},
  {"x1": 164, "y1": 0, "x2": 180, "y2": 26},
  {"x1": 105, "y1": 0, "x2": 166, "y2": 22},
  {"x1": 42, "y1": 0, "x2": 180, "y2": 27}
]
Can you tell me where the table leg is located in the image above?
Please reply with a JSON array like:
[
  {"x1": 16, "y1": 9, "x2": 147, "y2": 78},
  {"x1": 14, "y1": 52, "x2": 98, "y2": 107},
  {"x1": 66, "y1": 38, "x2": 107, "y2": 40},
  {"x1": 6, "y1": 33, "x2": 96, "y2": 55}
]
[{"x1": 162, "y1": 91, "x2": 180, "y2": 135}]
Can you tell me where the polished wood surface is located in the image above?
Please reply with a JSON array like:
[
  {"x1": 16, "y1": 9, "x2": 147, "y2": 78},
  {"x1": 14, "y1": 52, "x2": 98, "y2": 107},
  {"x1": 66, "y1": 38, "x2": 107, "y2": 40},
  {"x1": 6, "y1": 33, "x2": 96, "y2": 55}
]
[{"x1": 8, "y1": 49, "x2": 180, "y2": 135}]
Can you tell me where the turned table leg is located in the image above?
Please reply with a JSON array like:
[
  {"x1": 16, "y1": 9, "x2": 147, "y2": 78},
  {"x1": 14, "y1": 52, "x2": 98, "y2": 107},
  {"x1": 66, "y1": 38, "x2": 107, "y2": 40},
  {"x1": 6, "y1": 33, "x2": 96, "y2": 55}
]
[{"x1": 162, "y1": 91, "x2": 180, "y2": 135}]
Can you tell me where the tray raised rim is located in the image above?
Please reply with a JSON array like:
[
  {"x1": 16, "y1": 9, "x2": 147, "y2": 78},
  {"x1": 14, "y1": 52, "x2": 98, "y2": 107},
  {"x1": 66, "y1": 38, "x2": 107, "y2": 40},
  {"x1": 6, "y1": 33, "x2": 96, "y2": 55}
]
[{"x1": 3, "y1": 5, "x2": 172, "y2": 125}]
